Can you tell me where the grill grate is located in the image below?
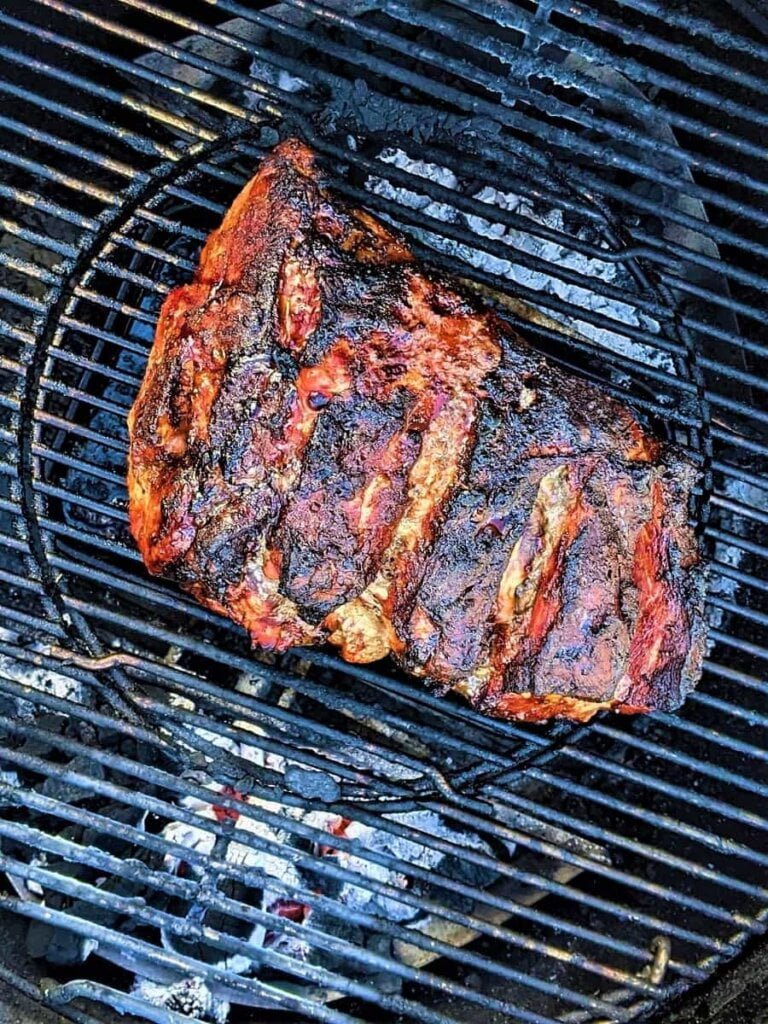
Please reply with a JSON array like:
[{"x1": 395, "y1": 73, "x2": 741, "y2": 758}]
[{"x1": 0, "y1": 1, "x2": 766, "y2": 1022}]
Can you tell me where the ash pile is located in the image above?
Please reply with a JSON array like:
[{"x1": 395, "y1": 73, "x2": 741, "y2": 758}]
[{"x1": 0, "y1": 639, "x2": 516, "y2": 1022}]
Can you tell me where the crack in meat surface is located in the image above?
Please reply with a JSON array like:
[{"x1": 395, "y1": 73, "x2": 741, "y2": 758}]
[{"x1": 128, "y1": 139, "x2": 707, "y2": 722}]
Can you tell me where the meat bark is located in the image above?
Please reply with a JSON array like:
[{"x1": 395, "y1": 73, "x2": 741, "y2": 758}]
[{"x1": 127, "y1": 139, "x2": 707, "y2": 722}]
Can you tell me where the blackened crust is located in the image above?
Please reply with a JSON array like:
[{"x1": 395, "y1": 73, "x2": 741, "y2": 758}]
[{"x1": 127, "y1": 138, "x2": 707, "y2": 722}]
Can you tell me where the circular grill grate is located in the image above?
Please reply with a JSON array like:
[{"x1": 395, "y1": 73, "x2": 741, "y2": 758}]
[{"x1": 27, "y1": 127, "x2": 710, "y2": 792}]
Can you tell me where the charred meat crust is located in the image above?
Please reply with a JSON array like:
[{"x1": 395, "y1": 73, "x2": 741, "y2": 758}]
[{"x1": 128, "y1": 138, "x2": 707, "y2": 723}]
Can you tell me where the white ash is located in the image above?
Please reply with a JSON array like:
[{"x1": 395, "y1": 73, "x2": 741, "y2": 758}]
[
  {"x1": 162, "y1": 787, "x2": 301, "y2": 895},
  {"x1": 0, "y1": 650, "x2": 86, "y2": 712},
  {"x1": 263, "y1": 927, "x2": 312, "y2": 963},
  {"x1": 248, "y1": 59, "x2": 308, "y2": 96},
  {"x1": 223, "y1": 921, "x2": 269, "y2": 976},
  {"x1": 304, "y1": 809, "x2": 496, "y2": 923},
  {"x1": 244, "y1": 0, "x2": 383, "y2": 108},
  {"x1": 368, "y1": 148, "x2": 674, "y2": 374},
  {"x1": 132, "y1": 976, "x2": 230, "y2": 1024},
  {"x1": 234, "y1": 668, "x2": 277, "y2": 700},
  {"x1": 327, "y1": 746, "x2": 421, "y2": 784},
  {"x1": 157, "y1": 705, "x2": 497, "y2": 983},
  {"x1": 168, "y1": 692, "x2": 274, "y2": 771},
  {"x1": 706, "y1": 475, "x2": 762, "y2": 631},
  {"x1": 5, "y1": 868, "x2": 43, "y2": 903},
  {"x1": 157, "y1": 759, "x2": 498, "y2": 995},
  {"x1": 0, "y1": 768, "x2": 19, "y2": 787},
  {"x1": 160, "y1": 783, "x2": 307, "y2": 971}
]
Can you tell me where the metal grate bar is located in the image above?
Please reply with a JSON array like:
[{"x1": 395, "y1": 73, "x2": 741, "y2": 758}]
[
  {"x1": 0, "y1": 147, "x2": 117, "y2": 205},
  {"x1": 709, "y1": 461, "x2": 767, "y2": 490},
  {"x1": 707, "y1": 528, "x2": 768, "y2": 561},
  {"x1": 450, "y1": 0, "x2": 768, "y2": 105},
  {"x1": 0, "y1": 219, "x2": 77, "y2": 261},
  {"x1": 0, "y1": 809, "x2": 673, "y2": 1005},
  {"x1": 108, "y1": 232, "x2": 198, "y2": 270},
  {"x1": 710, "y1": 633, "x2": 768, "y2": 667},
  {"x1": 36, "y1": 411, "x2": 126, "y2": 453},
  {"x1": 0, "y1": 567, "x2": 44, "y2": 594},
  {"x1": 489, "y1": 786, "x2": 766, "y2": 904},
  {"x1": 630, "y1": 230, "x2": 768, "y2": 292},
  {"x1": 494, "y1": 755, "x2": 768, "y2": 866},
  {"x1": 533, "y1": 752, "x2": 768, "y2": 832},
  {"x1": 653, "y1": 713, "x2": 768, "y2": 764},
  {"x1": 0, "y1": 1, "x2": 766, "y2": 1019},
  {"x1": 588, "y1": 726, "x2": 768, "y2": 800},
  {"x1": 0, "y1": 846, "x2": 620, "y2": 1024},
  {"x1": 709, "y1": 597, "x2": 768, "y2": 630},
  {"x1": 714, "y1": 561, "x2": 768, "y2": 595},
  {"x1": 712, "y1": 495, "x2": 768, "y2": 527},
  {"x1": 25, "y1": 0, "x2": 768, "y2": 233},
  {"x1": 67, "y1": 288, "x2": 157, "y2": 326},
  {"x1": 38, "y1": 378, "x2": 132, "y2": 420},
  {"x1": 711, "y1": 428, "x2": 768, "y2": 460},
  {"x1": 129, "y1": 0, "x2": 768, "y2": 190},
  {"x1": 705, "y1": 662, "x2": 768, "y2": 696},
  {"x1": 0, "y1": 75, "x2": 175, "y2": 164},
  {"x1": 0, "y1": 250, "x2": 59, "y2": 287},
  {"x1": 0, "y1": 734, "x2": 746, "y2": 960},
  {"x1": 492, "y1": 783, "x2": 767, "y2": 898},
  {"x1": 44, "y1": 348, "x2": 146, "y2": 391},
  {"x1": 0, "y1": 638, "x2": 752, "y2": 954},
  {"x1": 0, "y1": 606, "x2": 66, "y2": 638},
  {"x1": 0, "y1": 36, "x2": 219, "y2": 144},
  {"x1": 692, "y1": 692, "x2": 768, "y2": 727},
  {"x1": 0, "y1": 777, "x2": 702, "y2": 983},
  {"x1": 531, "y1": 0, "x2": 768, "y2": 85},
  {"x1": 609, "y1": 0, "x2": 768, "y2": 54},
  {"x1": 0, "y1": 899, "x2": 370, "y2": 1024},
  {"x1": 5, "y1": 653, "x2": 762, "y2": 929}
]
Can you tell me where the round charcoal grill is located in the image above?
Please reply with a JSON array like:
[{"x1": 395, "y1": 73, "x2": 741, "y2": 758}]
[{"x1": 0, "y1": 2, "x2": 766, "y2": 1023}]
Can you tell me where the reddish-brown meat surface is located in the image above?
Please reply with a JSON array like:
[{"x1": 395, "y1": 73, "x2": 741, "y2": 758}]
[{"x1": 127, "y1": 139, "x2": 707, "y2": 722}]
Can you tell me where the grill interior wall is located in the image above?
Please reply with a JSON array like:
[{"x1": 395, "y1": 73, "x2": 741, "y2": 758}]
[{"x1": 0, "y1": 1, "x2": 766, "y2": 1022}]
